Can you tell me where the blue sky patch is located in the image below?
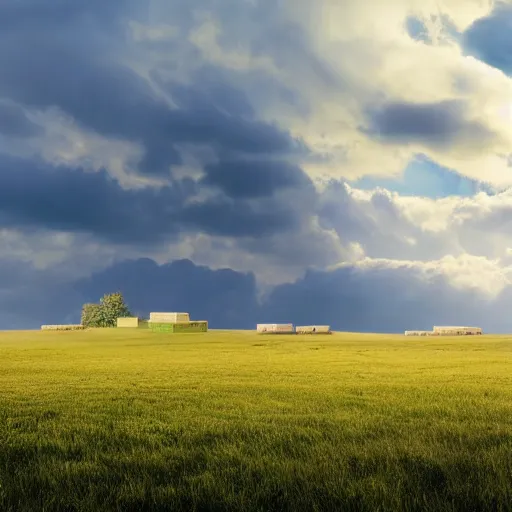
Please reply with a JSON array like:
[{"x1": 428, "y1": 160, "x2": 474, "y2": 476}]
[{"x1": 350, "y1": 156, "x2": 490, "y2": 198}]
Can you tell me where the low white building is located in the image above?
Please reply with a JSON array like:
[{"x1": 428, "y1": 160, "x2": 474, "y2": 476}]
[
  {"x1": 117, "y1": 317, "x2": 139, "y2": 328},
  {"x1": 257, "y1": 323, "x2": 295, "y2": 334},
  {"x1": 149, "y1": 312, "x2": 190, "y2": 323},
  {"x1": 296, "y1": 325, "x2": 331, "y2": 334},
  {"x1": 433, "y1": 326, "x2": 483, "y2": 335}
]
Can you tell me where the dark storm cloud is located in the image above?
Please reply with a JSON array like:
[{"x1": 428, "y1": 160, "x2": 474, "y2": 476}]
[
  {"x1": 0, "y1": 1, "x2": 176, "y2": 175},
  {"x1": 0, "y1": 0, "x2": 305, "y2": 178},
  {"x1": 365, "y1": 100, "x2": 492, "y2": 149},
  {"x1": 155, "y1": 80, "x2": 302, "y2": 157},
  {"x1": 179, "y1": 196, "x2": 300, "y2": 237},
  {"x1": 74, "y1": 258, "x2": 260, "y2": 329},
  {"x1": 0, "y1": 41, "x2": 186, "y2": 176},
  {"x1": 201, "y1": 159, "x2": 313, "y2": 198},
  {"x1": 2, "y1": 256, "x2": 507, "y2": 333},
  {"x1": 0, "y1": 259, "x2": 85, "y2": 330},
  {"x1": 177, "y1": 60, "x2": 310, "y2": 121},
  {"x1": 0, "y1": 0, "x2": 139, "y2": 29},
  {"x1": 463, "y1": 3, "x2": 512, "y2": 75},
  {"x1": 0, "y1": 101, "x2": 42, "y2": 138},
  {"x1": 0, "y1": 154, "x2": 189, "y2": 244},
  {"x1": 0, "y1": 154, "x2": 307, "y2": 242},
  {"x1": 317, "y1": 180, "x2": 376, "y2": 241},
  {"x1": 176, "y1": 79, "x2": 302, "y2": 166},
  {"x1": 0, "y1": 0, "x2": 316, "y2": 243},
  {"x1": 162, "y1": 71, "x2": 257, "y2": 120},
  {"x1": 260, "y1": 265, "x2": 500, "y2": 333}
]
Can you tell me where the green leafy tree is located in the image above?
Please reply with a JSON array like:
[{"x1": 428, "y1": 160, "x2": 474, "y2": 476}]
[
  {"x1": 81, "y1": 303, "x2": 103, "y2": 328},
  {"x1": 98, "y1": 292, "x2": 132, "y2": 327},
  {"x1": 81, "y1": 292, "x2": 132, "y2": 328}
]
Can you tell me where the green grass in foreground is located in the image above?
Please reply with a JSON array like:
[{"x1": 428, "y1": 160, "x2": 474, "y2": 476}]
[{"x1": 0, "y1": 329, "x2": 511, "y2": 511}]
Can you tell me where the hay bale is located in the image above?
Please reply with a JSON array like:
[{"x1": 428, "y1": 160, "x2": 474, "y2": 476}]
[
  {"x1": 257, "y1": 323, "x2": 273, "y2": 333},
  {"x1": 41, "y1": 325, "x2": 85, "y2": 331},
  {"x1": 464, "y1": 327, "x2": 483, "y2": 335},
  {"x1": 116, "y1": 317, "x2": 139, "y2": 328},
  {"x1": 296, "y1": 325, "x2": 331, "y2": 334},
  {"x1": 433, "y1": 326, "x2": 482, "y2": 336},
  {"x1": 256, "y1": 323, "x2": 295, "y2": 334},
  {"x1": 148, "y1": 321, "x2": 208, "y2": 333},
  {"x1": 149, "y1": 312, "x2": 190, "y2": 323}
]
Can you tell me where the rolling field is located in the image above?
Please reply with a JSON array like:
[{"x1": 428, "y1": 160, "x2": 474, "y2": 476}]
[{"x1": 1, "y1": 329, "x2": 511, "y2": 511}]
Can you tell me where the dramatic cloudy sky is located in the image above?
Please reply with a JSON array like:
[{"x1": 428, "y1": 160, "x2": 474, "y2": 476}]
[{"x1": 2, "y1": 0, "x2": 512, "y2": 332}]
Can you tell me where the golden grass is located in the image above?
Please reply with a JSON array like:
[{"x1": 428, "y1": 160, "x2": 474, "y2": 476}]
[{"x1": 1, "y1": 329, "x2": 511, "y2": 511}]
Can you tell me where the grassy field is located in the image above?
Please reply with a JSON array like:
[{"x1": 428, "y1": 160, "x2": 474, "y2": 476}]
[{"x1": 1, "y1": 329, "x2": 511, "y2": 511}]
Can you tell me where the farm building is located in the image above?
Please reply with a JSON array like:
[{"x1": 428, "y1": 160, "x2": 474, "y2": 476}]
[
  {"x1": 116, "y1": 317, "x2": 139, "y2": 328},
  {"x1": 147, "y1": 311, "x2": 208, "y2": 333},
  {"x1": 257, "y1": 323, "x2": 295, "y2": 334},
  {"x1": 296, "y1": 325, "x2": 331, "y2": 334},
  {"x1": 149, "y1": 312, "x2": 190, "y2": 323},
  {"x1": 41, "y1": 324, "x2": 84, "y2": 331},
  {"x1": 433, "y1": 326, "x2": 483, "y2": 335},
  {"x1": 149, "y1": 320, "x2": 208, "y2": 333},
  {"x1": 405, "y1": 326, "x2": 483, "y2": 336}
]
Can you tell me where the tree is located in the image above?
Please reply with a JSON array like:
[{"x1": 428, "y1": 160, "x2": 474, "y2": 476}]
[
  {"x1": 80, "y1": 292, "x2": 132, "y2": 328},
  {"x1": 99, "y1": 292, "x2": 132, "y2": 327},
  {"x1": 81, "y1": 303, "x2": 104, "y2": 328}
]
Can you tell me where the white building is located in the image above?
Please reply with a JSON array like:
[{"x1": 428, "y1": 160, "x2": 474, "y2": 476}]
[
  {"x1": 432, "y1": 326, "x2": 482, "y2": 335},
  {"x1": 257, "y1": 323, "x2": 295, "y2": 334},
  {"x1": 296, "y1": 325, "x2": 331, "y2": 334}
]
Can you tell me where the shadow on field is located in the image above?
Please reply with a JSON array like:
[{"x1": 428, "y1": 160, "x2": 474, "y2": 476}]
[{"x1": 0, "y1": 429, "x2": 510, "y2": 512}]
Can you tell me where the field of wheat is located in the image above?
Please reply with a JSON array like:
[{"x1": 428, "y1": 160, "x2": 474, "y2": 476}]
[{"x1": 1, "y1": 328, "x2": 511, "y2": 511}]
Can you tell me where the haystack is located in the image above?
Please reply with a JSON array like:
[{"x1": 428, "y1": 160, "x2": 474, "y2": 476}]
[
  {"x1": 256, "y1": 323, "x2": 295, "y2": 334},
  {"x1": 296, "y1": 325, "x2": 331, "y2": 334},
  {"x1": 149, "y1": 312, "x2": 190, "y2": 323},
  {"x1": 116, "y1": 317, "x2": 139, "y2": 328}
]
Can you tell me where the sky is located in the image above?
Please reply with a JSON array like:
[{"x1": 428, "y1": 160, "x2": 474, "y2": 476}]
[{"x1": 2, "y1": 0, "x2": 512, "y2": 332}]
